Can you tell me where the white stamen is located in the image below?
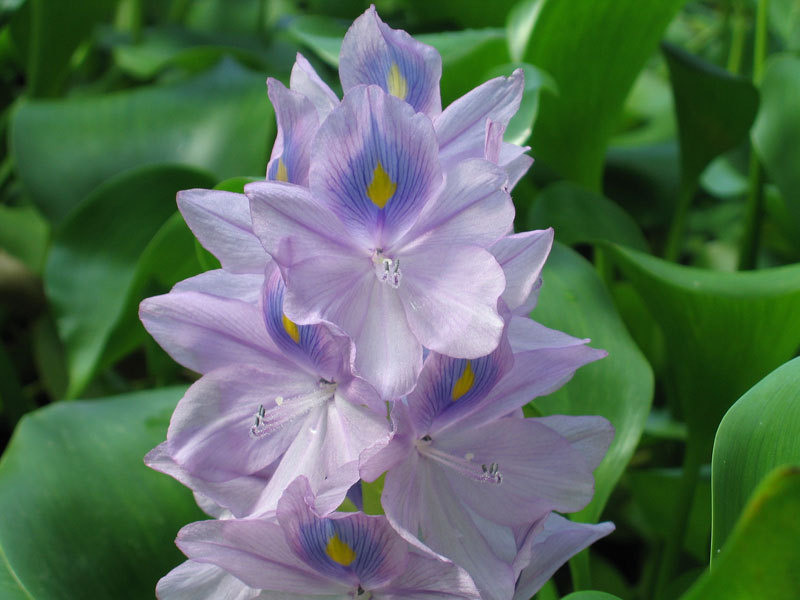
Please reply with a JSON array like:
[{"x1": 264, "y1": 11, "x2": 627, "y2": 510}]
[
  {"x1": 464, "y1": 452, "x2": 474, "y2": 460},
  {"x1": 416, "y1": 437, "x2": 502, "y2": 485},
  {"x1": 275, "y1": 396, "x2": 284, "y2": 406},
  {"x1": 250, "y1": 382, "x2": 336, "y2": 438},
  {"x1": 372, "y1": 250, "x2": 402, "y2": 288}
]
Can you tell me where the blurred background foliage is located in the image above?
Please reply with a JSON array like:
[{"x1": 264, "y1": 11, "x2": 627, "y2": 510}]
[{"x1": 0, "y1": 0, "x2": 798, "y2": 599}]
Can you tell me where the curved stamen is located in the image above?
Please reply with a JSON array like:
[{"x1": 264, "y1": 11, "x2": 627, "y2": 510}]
[
  {"x1": 415, "y1": 437, "x2": 503, "y2": 484},
  {"x1": 250, "y1": 381, "x2": 337, "y2": 438},
  {"x1": 372, "y1": 250, "x2": 402, "y2": 288}
]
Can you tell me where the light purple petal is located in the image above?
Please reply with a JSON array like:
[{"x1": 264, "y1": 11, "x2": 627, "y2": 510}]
[
  {"x1": 139, "y1": 291, "x2": 290, "y2": 375},
  {"x1": 434, "y1": 416, "x2": 596, "y2": 522},
  {"x1": 278, "y1": 477, "x2": 409, "y2": 590},
  {"x1": 531, "y1": 415, "x2": 614, "y2": 473},
  {"x1": 455, "y1": 324, "x2": 606, "y2": 429},
  {"x1": 176, "y1": 518, "x2": 347, "y2": 594},
  {"x1": 340, "y1": 6, "x2": 441, "y2": 116},
  {"x1": 290, "y1": 52, "x2": 339, "y2": 121},
  {"x1": 266, "y1": 78, "x2": 319, "y2": 186},
  {"x1": 490, "y1": 229, "x2": 554, "y2": 314},
  {"x1": 247, "y1": 181, "x2": 360, "y2": 273},
  {"x1": 397, "y1": 243, "x2": 505, "y2": 358},
  {"x1": 310, "y1": 85, "x2": 442, "y2": 248},
  {"x1": 406, "y1": 332, "x2": 513, "y2": 436},
  {"x1": 435, "y1": 69, "x2": 524, "y2": 171},
  {"x1": 177, "y1": 189, "x2": 267, "y2": 273},
  {"x1": 249, "y1": 394, "x2": 390, "y2": 516},
  {"x1": 383, "y1": 457, "x2": 516, "y2": 600},
  {"x1": 167, "y1": 365, "x2": 319, "y2": 481},
  {"x1": 145, "y1": 442, "x2": 276, "y2": 519},
  {"x1": 359, "y1": 401, "x2": 417, "y2": 483},
  {"x1": 262, "y1": 268, "x2": 349, "y2": 380},
  {"x1": 513, "y1": 515, "x2": 615, "y2": 600},
  {"x1": 172, "y1": 270, "x2": 264, "y2": 305},
  {"x1": 395, "y1": 158, "x2": 514, "y2": 249},
  {"x1": 156, "y1": 560, "x2": 262, "y2": 600},
  {"x1": 374, "y1": 551, "x2": 481, "y2": 600},
  {"x1": 499, "y1": 145, "x2": 533, "y2": 191}
]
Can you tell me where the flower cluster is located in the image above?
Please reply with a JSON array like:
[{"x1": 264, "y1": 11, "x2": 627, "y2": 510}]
[{"x1": 142, "y1": 7, "x2": 614, "y2": 599}]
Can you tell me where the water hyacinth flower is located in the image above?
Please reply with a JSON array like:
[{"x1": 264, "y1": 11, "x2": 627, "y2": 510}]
[
  {"x1": 267, "y1": 6, "x2": 530, "y2": 190},
  {"x1": 248, "y1": 85, "x2": 514, "y2": 399},
  {"x1": 158, "y1": 477, "x2": 481, "y2": 599}
]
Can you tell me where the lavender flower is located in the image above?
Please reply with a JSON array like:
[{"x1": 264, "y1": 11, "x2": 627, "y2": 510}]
[{"x1": 158, "y1": 477, "x2": 481, "y2": 599}]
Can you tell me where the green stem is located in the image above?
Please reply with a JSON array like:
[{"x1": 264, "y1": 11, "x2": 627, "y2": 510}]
[
  {"x1": 663, "y1": 177, "x2": 697, "y2": 262},
  {"x1": 737, "y1": 0, "x2": 769, "y2": 270},
  {"x1": 568, "y1": 547, "x2": 592, "y2": 591},
  {"x1": 726, "y1": 0, "x2": 746, "y2": 75},
  {"x1": 653, "y1": 443, "x2": 702, "y2": 598}
]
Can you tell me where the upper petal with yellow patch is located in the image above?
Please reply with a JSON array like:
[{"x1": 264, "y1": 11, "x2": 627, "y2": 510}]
[
  {"x1": 266, "y1": 78, "x2": 319, "y2": 186},
  {"x1": 340, "y1": 6, "x2": 442, "y2": 116},
  {"x1": 310, "y1": 85, "x2": 442, "y2": 248}
]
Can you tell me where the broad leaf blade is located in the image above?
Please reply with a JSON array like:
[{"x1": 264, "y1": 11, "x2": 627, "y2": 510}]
[
  {"x1": 532, "y1": 243, "x2": 653, "y2": 522},
  {"x1": 10, "y1": 59, "x2": 272, "y2": 222},
  {"x1": 0, "y1": 386, "x2": 202, "y2": 599},
  {"x1": 528, "y1": 181, "x2": 649, "y2": 251},
  {"x1": 662, "y1": 42, "x2": 759, "y2": 186},
  {"x1": 44, "y1": 165, "x2": 215, "y2": 398},
  {"x1": 519, "y1": 0, "x2": 687, "y2": 189},
  {"x1": 711, "y1": 357, "x2": 800, "y2": 559},
  {"x1": 681, "y1": 466, "x2": 800, "y2": 600},
  {"x1": 607, "y1": 244, "x2": 800, "y2": 459}
]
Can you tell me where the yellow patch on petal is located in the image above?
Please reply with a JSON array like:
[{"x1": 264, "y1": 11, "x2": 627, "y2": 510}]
[
  {"x1": 367, "y1": 162, "x2": 396, "y2": 209},
  {"x1": 276, "y1": 158, "x2": 289, "y2": 182},
  {"x1": 282, "y1": 314, "x2": 300, "y2": 343},
  {"x1": 387, "y1": 62, "x2": 408, "y2": 100},
  {"x1": 325, "y1": 533, "x2": 356, "y2": 566},
  {"x1": 451, "y1": 361, "x2": 475, "y2": 401}
]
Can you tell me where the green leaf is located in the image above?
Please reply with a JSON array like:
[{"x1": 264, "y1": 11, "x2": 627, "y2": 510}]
[
  {"x1": 562, "y1": 592, "x2": 624, "y2": 600},
  {"x1": 0, "y1": 386, "x2": 204, "y2": 599},
  {"x1": 24, "y1": 0, "x2": 119, "y2": 97},
  {"x1": 531, "y1": 243, "x2": 654, "y2": 521},
  {"x1": 528, "y1": 181, "x2": 649, "y2": 251},
  {"x1": 711, "y1": 357, "x2": 800, "y2": 559},
  {"x1": 417, "y1": 29, "x2": 510, "y2": 106},
  {"x1": 10, "y1": 59, "x2": 273, "y2": 222},
  {"x1": 627, "y1": 467, "x2": 711, "y2": 562},
  {"x1": 0, "y1": 203, "x2": 49, "y2": 272},
  {"x1": 662, "y1": 42, "x2": 759, "y2": 187},
  {"x1": 286, "y1": 15, "x2": 346, "y2": 67},
  {"x1": 44, "y1": 164, "x2": 215, "y2": 399},
  {"x1": 606, "y1": 244, "x2": 800, "y2": 460},
  {"x1": 516, "y1": 0, "x2": 687, "y2": 189},
  {"x1": 681, "y1": 466, "x2": 800, "y2": 600},
  {"x1": 752, "y1": 54, "x2": 800, "y2": 240}
]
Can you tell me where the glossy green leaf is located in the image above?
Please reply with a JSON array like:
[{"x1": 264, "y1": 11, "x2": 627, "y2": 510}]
[
  {"x1": 0, "y1": 203, "x2": 49, "y2": 272},
  {"x1": 24, "y1": 0, "x2": 118, "y2": 97},
  {"x1": 44, "y1": 165, "x2": 215, "y2": 399},
  {"x1": 11, "y1": 59, "x2": 273, "y2": 222},
  {"x1": 627, "y1": 467, "x2": 710, "y2": 562},
  {"x1": 417, "y1": 29, "x2": 509, "y2": 106},
  {"x1": 752, "y1": 54, "x2": 800, "y2": 239},
  {"x1": 404, "y1": 0, "x2": 518, "y2": 29},
  {"x1": 286, "y1": 15, "x2": 346, "y2": 67},
  {"x1": 515, "y1": 0, "x2": 686, "y2": 189},
  {"x1": 562, "y1": 592, "x2": 623, "y2": 600},
  {"x1": 531, "y1": 243, "x2": 654, "y2": 522},
  {"x1": 662, "y1": 42, "x2": 758, "y2": 187},
  {"x1": 681, "y1": 466, "x2": 800, "y2": 600},
  {"x1": 607, "y1": 244, "x2": 800, "y2": 460},
  {"x1": 711, "y1": 357, "x2": 800, "y2": 559},
  {"x1": 528, "y1": 181, "x2": 649, "y2": 251},
  {"x1": 0, "y1": 386, "x2": 203, "y2": 599}
]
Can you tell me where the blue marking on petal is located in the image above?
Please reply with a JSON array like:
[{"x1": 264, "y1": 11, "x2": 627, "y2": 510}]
[
  {"x1": 297, "y1": 516, "x2": 388, "y2": 584},
  {"x1": 263, "y1": 271, "x2": 335, "y2": 376}
]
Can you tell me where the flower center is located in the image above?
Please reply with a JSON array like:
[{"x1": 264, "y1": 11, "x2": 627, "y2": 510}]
[
  {"x1": 415, "y1": 435, "x2": 503, "y2": 484},
  {"x1": 250, "y1": 380, "x2": 337, "y2": 438},
  {"x1": 372, "y1": 249, "x2": 402, "y2": 288}
]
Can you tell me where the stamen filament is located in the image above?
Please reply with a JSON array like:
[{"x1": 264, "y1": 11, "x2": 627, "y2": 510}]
[
  {"x1": 250, "y1": 382, "x2": 336, "y2": 438},
  {"x1": 416, "y1": 438, "x2": 502, "y2": 484}
]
